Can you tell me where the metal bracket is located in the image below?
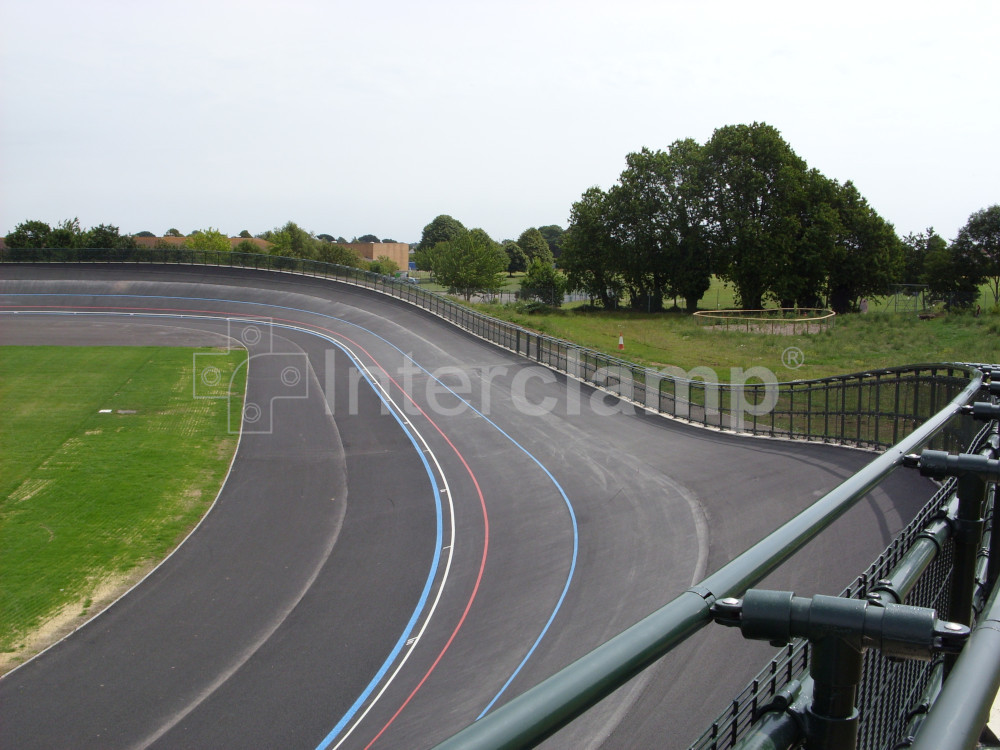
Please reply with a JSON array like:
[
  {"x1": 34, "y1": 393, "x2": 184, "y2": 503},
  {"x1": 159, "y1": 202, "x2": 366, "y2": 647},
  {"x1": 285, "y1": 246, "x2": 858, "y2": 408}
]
[
  {"x1": 710, "y1": 590, "x2": 969, "y2": 660},
  {"x1": 902, "y1": 450, "x2": 1000, "y2": 481},
  {"x1": 960, "y1": 402, "x2": 1000, "y2": 421}
]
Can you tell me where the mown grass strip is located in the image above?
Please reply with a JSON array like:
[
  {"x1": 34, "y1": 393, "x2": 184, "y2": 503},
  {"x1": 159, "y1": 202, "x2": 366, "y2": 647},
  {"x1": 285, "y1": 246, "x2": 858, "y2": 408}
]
[{"x1": 0, "y1": 346, "x2": 246, "y2": 667}]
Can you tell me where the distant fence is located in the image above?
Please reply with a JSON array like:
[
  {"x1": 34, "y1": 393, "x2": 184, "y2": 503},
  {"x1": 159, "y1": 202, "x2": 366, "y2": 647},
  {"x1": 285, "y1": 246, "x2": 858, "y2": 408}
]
[
  {"x1": 5, "y1": 248, "x2": 999, "y2": 749},
  {"x1": 693, "y1": 307, "x2": 836, "y2": 335}
]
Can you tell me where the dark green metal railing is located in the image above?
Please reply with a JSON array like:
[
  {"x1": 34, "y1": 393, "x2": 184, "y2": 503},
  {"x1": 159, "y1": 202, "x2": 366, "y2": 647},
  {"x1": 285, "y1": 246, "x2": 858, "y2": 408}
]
[{"x1": 3, "y1": 248, "x2": 999, "y2": 749}]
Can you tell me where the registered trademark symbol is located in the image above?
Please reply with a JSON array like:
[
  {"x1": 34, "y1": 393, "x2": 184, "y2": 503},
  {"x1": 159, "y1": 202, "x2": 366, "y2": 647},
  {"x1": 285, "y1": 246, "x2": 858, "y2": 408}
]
[{"x1": 782, "y1": 347, "x2": 805, "y2": 369}]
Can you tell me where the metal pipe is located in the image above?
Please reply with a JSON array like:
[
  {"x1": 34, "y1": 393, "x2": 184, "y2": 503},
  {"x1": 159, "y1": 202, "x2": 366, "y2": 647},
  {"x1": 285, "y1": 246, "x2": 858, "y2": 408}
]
[
  {"x1": 730, "y1": 679, "x2": 811, "y2": 750},
  {"x1": 868, "y1": 499, "x2": 956, "y2": 606},
  {"x1": 909, "y1": 579, "x2": 1000, "y2": 750}
]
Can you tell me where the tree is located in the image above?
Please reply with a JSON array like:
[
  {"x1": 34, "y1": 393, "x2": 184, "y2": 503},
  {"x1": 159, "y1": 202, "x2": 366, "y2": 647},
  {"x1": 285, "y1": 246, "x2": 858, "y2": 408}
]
[
  {"x1": 502, "y1": 240, "x2": 528, "y2": 276},
  {"x1": 357, "y1": 234, "x2": 380, "y2": 243},
  {"x1": 648, "y1": 139, "x2": 713, "y2": 312},
  {"x1": 704, "y1": 122, "x2": 810, "y2": 309},
  {"x1": 234, "y1": 239, "x2": 260, "y2": 254},
  {"x1": 537, "y1": 225, "x2": 565, "y2": 259},
  {"x1": 239, "y1": 229, "x2": 253, "y2": 239},
  {"x1": 561, "y1": 187, "x2": 623, "y2": 309},
  {"x1": 771, "y1": 169, "x2": 840, "y2": 309},
  {"x1": 429, "y1": 228, "x2": 507, "y2": 301},
  {"x1": 259, "y1": 221, "x2": 318, "y2": 259},
  {"x1": 135, "y1": 230, "x2": 156, "y2": 238},
  {"x1": 164, "y1": 228, "x2": 182, "y2": 237},
  {"x1": 825, "y1": 181, "x2": 903, "y2": 313},
  {"x1": 317, "y1": 242, "x2": 363, "y2": 267},
  {"x1": 953, "y1": 205, "x2": 1000, "y2": 306},
  {"x1": 5, "y1": 220, "x2": 52, "y2": 248},
  {"x1": 184, "y1": 227, "x2": 231, "y2": 254},
  {"x1": 603, "y1": 150, "x2": 672, "y2": 311},
  {"x1": 48, "y1": 218, "x2": 84, "y2": 248},
  {"x1": 418, "y1": 215, "x2": 466, "y2": 252},
  {"x1": 517, "y1": 228, "x2": 553, "y2": 265},
  {"x1": 924, "y1": 241, "x2": 980, "y2": 309},
  {"x1": 381, "y1": 238, "x2": 397, "y2": 244},
  {"x1": 369, "y1": 255, "x2": 400, "y2": 275},
  {"x1": 519, "y1": 257, "x2": 568, "y2": 306},
  {"x1": 81, "y1": 223, "x2": 136, "y2": 250}
]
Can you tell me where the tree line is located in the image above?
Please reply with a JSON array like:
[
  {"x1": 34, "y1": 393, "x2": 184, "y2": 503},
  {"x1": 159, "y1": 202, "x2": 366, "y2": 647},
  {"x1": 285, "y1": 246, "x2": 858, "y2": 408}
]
[
  {"x1": 2, "y1": 220, "x2": 406, "y2": 276},
  {"x1": 410, "y1": 215, "x2": 568, "y2": 304},
  {"x1": 559, "y1": 122, "x2": 999, "y2": 313}
]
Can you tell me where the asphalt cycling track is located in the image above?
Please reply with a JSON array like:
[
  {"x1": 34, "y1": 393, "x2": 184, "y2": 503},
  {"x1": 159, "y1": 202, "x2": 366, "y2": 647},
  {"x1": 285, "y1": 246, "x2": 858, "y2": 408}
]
[{"x1": 0, "y1": 265, "x2": 935, "y2": 749}]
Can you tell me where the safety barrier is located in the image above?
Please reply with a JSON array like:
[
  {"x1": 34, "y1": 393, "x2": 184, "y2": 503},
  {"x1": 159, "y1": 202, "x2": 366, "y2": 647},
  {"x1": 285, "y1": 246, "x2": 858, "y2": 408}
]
[{"x1": 4, "y1": 247, "x2": 999, "y2": 748}]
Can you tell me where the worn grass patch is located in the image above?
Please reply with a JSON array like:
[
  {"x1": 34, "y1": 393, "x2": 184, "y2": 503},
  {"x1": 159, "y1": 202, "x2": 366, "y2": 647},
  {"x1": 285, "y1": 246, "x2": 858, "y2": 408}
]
[{"x1": 0, "y1": 346, "x2": 246, "y2": 669}]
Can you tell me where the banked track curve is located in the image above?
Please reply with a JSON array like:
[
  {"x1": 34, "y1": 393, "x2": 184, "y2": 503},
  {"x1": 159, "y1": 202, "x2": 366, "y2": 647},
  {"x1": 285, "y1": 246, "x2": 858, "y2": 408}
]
[{"x1": 0, "y1": 265, "x2": 934, "y2": 749}]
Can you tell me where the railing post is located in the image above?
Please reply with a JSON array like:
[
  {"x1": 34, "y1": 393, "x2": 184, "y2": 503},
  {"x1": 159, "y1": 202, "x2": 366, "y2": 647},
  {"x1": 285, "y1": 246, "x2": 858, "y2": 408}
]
[{"x1": 807, "y1": 636, "x2": 862, "y2": 750}]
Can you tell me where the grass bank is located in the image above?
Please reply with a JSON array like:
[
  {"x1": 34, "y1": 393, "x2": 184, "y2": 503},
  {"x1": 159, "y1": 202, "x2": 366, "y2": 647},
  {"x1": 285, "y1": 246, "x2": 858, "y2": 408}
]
[
  {"x1": 470, "y1": 303, "x2": 1000, "y2": 381},
  {"x1": 0, "y1": 346, "x2": 246, "y2": 670}
]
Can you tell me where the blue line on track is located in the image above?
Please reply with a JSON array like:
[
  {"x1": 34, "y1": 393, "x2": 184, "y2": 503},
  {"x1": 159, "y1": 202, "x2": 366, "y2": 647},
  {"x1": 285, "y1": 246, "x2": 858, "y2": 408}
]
[{"x1": 3, "y1": 290, "x2": 580, "y2": 725}]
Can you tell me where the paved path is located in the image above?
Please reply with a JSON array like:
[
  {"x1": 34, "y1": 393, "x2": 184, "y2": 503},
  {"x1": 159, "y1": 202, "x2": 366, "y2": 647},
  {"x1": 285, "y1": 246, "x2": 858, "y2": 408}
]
[{"x1": 0, "y1": 265, "x2": 933, "y2": 749}]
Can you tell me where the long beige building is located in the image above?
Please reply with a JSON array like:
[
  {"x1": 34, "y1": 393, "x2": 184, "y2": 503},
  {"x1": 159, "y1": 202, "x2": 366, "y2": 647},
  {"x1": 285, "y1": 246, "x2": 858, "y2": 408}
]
[{"x1": 338, "y1": 242, "x2": 410, "y2": 269}]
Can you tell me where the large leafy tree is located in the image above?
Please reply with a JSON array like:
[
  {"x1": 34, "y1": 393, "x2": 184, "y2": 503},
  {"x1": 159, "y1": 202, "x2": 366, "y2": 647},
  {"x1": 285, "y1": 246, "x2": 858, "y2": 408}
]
[
  {"x1": 81, "y1": 223, "x2": 136, "y2": 250},
  {"x1": 653, "y1": 139, "x2": 713, "y2": 312},
  {"x1": 517, "y1": 228, "x2": 554, "y2": 265},
  {"x1": 415, "y1": 215, "x2": 466, "y2": 270},
  {"x1": 502, "y1": 240, "x2": 528, "y2": 276},
  {"x1": 953, "y1": 205, "x2": 1000, "y2": 306},
  {"x1": 519, "y1": 258, "x2": 568, "y2": 306},
  {"x1": 184, "y1": 227, "x2": 231, "y2": 254},
  {"x1": 259, "y1": 221, "x2": 318, "y2": 259},
  {"x1": 901, "y1": 228, "x2": 947, "y2": 285},
  {"x1": 537, "y1": 225, "x2": 565, "y2": 259},
  {"x1": 704, "y1": 122, "x2": 809, "y2": 309},
  {"x1": 317, "y1": 242, "x2": 363, "y2": 267},
  {"x1": 429, "y1": 228, "x2": 507, "y2": 301},
  {"x1": 771, "y1": 170, "x2": 841, "y2": 309},
  {"x1": 5, "y1": 220, "x2": 53, "y2": 248},
  {"x1": 825, "y1": 180, "x2": 903, "y2": 313},
  {"x1": 560, "y1": 186, "x2": 623, "y2": 308},
  {"x1": 418, "y1": 215, "x2": 466, "y2": 252},
  {"x1": 923, "y1": 240, "x2": 981, "y2": 309},
  {"x1": 605, "y1": 149, "x2": 673, "y2": 311}
]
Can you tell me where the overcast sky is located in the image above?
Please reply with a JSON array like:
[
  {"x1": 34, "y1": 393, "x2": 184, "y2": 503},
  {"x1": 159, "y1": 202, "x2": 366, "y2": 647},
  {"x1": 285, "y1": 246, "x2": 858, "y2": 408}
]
[{"x1": 2, "y1": 1, "x2": 997, "y2": 244}]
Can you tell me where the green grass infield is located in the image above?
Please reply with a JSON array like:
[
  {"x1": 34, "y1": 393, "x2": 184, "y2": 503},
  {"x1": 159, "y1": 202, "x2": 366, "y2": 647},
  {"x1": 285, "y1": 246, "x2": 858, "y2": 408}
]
[{"x1": 0, "y1": 345, "x2": 247, "y2": 671}]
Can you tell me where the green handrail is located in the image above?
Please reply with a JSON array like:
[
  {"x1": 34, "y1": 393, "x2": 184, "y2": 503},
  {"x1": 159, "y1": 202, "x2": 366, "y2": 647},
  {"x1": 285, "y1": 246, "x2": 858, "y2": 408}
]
[{"x1": 432, "y1": 369, "x2": 983, "y2": 749}]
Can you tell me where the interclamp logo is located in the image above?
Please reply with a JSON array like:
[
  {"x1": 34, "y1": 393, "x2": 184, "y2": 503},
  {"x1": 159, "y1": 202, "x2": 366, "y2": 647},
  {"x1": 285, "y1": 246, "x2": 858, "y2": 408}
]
[{"x1": 193, "y1": 319, "x2": 788, "y2": 434}]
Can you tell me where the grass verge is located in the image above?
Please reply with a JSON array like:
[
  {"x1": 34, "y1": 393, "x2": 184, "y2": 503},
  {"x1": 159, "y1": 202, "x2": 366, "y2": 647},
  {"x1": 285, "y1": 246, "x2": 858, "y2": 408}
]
[
  {"x1": 0, "y1": 346, "x2": 246, "y2": 671},
  {"x1": 470, "y1": 303, "x2": 1000, "y2": 381}
]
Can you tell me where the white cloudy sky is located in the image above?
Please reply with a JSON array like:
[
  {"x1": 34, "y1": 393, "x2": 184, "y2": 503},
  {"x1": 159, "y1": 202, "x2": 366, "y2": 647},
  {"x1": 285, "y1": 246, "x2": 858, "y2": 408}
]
[{"x1": 2, "y1": 0, "x2": 997, "y2": 243}]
